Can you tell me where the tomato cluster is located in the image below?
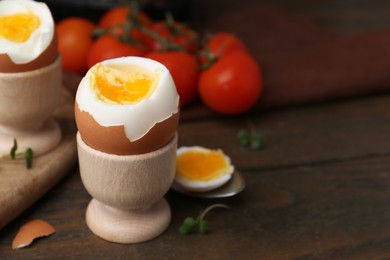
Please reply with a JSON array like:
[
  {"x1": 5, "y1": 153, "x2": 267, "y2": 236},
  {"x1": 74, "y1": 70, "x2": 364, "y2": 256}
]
[{"x1": 56, "y1": 5, "x2": 263, "y2": 115}]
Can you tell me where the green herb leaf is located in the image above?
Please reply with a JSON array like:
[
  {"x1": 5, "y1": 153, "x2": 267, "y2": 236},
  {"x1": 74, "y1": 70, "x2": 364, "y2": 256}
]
[
  {"x1": 250, "y1": 132, "x2": 262, "y2": 150},
  {"x1": 179, "y1": 225, "x2": 192, "y2": 235},
  {"x1": 179, "y1": 217, "x2": 197, "y2": 235},
  {"x1": 183, "y1": 217, "x2": 197, "y2": 228},
  {"x1": 24, "y1": 148, "x2": 33, "y2": 169},
  {"x1": 5, "y1": 138, "x2": 34, "y2": 169},
  {"x1": 198, "y1": 220, "x2": 210, "y2": 234},
  {"x1": 10, "y1": 138, "x2": 17, "y2": 159},
  {"x1": 238, "y1": 119, "x2": 263, "y2": 151},
  {"x1": 237, "y1": 129, "x2": 250, "y2": 146}
]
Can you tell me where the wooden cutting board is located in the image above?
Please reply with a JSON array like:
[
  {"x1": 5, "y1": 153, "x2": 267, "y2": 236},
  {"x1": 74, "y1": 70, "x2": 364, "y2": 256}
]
[{"x1": 0, "y1": 88, "x2": 77, "y2": 229}]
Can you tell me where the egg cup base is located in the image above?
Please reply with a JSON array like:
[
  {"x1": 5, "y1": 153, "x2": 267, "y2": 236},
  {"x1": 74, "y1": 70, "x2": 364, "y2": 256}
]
[
  {"x1": 0, "y1": 118, "x2": 61, "y2": 156},
  {"x1": 86, "y1": 197, "x2": 171, "y2": 244}
]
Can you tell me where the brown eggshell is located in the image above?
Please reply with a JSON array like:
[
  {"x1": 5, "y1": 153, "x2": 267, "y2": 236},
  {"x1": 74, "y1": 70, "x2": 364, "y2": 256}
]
[
  {"x1": 75, "y1": 101, "x2": 179, "y2": 155},
  {"x1": 0, "y1": 31, "x2": 58, "y2": 73},
  {"x1": 12, "y1": 219, "x2": 56, "y2": 250}
]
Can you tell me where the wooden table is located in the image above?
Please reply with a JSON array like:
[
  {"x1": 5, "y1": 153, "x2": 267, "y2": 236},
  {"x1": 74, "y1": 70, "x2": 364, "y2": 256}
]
[{"x1": 1, "y1": 0, "x2": 390, "y2": 258}]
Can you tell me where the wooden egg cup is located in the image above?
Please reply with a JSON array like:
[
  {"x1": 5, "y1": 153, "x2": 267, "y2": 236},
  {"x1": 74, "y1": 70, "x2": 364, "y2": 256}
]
[
  {"x1": 76, "y1": 132, "x2": 177, "y2": 244},
  {"x1": 0, "y1": 57, "x2": 62, "y2": 156}
]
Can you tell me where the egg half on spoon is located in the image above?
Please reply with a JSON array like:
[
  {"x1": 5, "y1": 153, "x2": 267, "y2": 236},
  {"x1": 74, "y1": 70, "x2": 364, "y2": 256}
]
[{"x1": 175, "y1": 146, "x2": 235, "y2": 192}]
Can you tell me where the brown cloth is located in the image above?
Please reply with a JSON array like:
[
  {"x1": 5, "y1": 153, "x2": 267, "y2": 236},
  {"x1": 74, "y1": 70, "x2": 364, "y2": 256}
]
[{"x1": 205, "y1": 3, "x2": 390, "y2": 109}]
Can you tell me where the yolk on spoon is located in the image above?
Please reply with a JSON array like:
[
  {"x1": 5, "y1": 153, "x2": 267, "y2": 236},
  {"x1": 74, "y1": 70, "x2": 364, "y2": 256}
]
[{"x1": 176, "y1": 149, "x2": 230, "y2": 182}]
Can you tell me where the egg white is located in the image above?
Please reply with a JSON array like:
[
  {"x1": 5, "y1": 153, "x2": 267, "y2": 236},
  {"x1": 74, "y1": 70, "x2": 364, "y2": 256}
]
[
  {"x1": 174, "y1": 146, "x2": 235, "y2": 192},
  {"x1": 76, "y1": 56, "x2": 179, "y2": 142},
  {"x1": 0, "y1": 0, "x2": 55, "y2": 64}
]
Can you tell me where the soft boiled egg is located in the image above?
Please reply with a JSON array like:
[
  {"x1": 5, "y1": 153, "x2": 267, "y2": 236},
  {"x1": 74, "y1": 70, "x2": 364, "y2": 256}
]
[
  {"x1": 175, "y1": 146, "x2": 235, "y2": 192},
  {"x1": 75, "y1": 56, "x2": 180, "y2": 155},
  {"x1": 0, "y1": 0, "x2": 58, "y2": 72}
]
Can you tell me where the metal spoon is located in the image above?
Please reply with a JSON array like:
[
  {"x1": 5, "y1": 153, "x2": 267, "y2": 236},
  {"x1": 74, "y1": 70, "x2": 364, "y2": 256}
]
[{"x1": 171, "y1": 170, "x2": 246, "y2": 198}]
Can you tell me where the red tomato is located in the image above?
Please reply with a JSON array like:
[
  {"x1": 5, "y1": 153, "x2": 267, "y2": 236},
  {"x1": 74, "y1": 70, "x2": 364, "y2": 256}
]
[
  {"x1": 87, "y1": 35, "x2": 145, "y2": 69},
  {"x1": 142, "y1": 21, "x2": 199, "y2": 53},
  {"x1": 199, "y1": 52, "x2": 262, "y2": 115},
  {"x1": 56, "y1": 17, "x2": 95, "y2": 74},
  {"x1": 145, "y1": 51, "x2": 199, "y2": 107},
  {"x1": 98, "y1": 5, "x2": 151, "y2": 41},
  {"x1": 199, "y1": 32, "x2": 247, "y2": 68},
  {"x1": 207, "y1": 32, "x2": 247, "y2": 57}
]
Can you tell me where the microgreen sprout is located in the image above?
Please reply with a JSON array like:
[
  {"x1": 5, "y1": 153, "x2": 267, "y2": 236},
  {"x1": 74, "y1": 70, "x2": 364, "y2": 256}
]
[
  {"x1": 179, "y1": 204, "x2": 229, "y2": 235},
  {"x1": 24, "y1": 148, "x2": 33, "y2": 169},
  {"x1": 8, "y1": 138, "x2": 34, "y2": 169},
  {"x1": 237, "y1": 119, "x2": 263, "y2": 150},
  {"x1": 10, "y1": 138, "x2": 17, "y2": 159}
]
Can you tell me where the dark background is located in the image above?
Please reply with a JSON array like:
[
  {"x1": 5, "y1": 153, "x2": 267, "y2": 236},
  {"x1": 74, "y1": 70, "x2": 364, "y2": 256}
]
[
  {"x1": 42, "y1": 0, "x2": 390, "y2": 37},
  {"x1": 42, "y1": 0, "x2": 193, "y2": 22}
]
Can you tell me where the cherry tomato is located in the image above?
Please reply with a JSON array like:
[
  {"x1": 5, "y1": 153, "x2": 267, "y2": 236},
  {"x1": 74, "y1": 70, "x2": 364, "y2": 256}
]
[
  {"x1": 87, "y1": 35, "x2": 145, "y2": 69},
  {"x1": 145, "y1": 51, "x2": 199, "y2": 107},
  {"x1": 199, "y1": 32, "x2": 247, "y2": 67},
  {"x1": 56, "y1": 17, "x2": 95, "y2": 74},
  {"x1": 207, "y1": 32, "x2": 247, "y2": 57},
  {"x1": 199, "y1": 52, "x2": 263, "y2": 115},
  {"x1": 142, "y1": 21, "x2": 199, "y2": 53},
  {"x1": 98, "y1": 5, "x2": 151, "y2": 41}
]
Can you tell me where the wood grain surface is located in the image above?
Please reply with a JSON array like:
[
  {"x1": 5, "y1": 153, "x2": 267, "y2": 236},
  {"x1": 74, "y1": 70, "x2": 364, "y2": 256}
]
[
  {"x1": 1, "y1": 93, "x2": 389, "y2": 259},
  {"x1": 1, "y1": 0, "x2": 390, "y2": 259}
]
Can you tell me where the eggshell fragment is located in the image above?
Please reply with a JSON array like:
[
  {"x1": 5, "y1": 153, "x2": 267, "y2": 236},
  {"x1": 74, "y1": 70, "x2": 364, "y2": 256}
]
[{"x1": 12, "y1": 219, "x2": 55, "y2": 250}]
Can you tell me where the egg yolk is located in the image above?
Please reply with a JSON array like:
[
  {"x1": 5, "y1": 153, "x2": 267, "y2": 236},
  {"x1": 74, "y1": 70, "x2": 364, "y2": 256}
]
[
  {"x1": 90, "y1": 63, "x2": 158, "y2": 104},
  {"x1": 176, "y1": 149, "x2": 231, "y2": 181},
  {"x1": 0, "y1": 13, "x2": 40, "y2": 43}
]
